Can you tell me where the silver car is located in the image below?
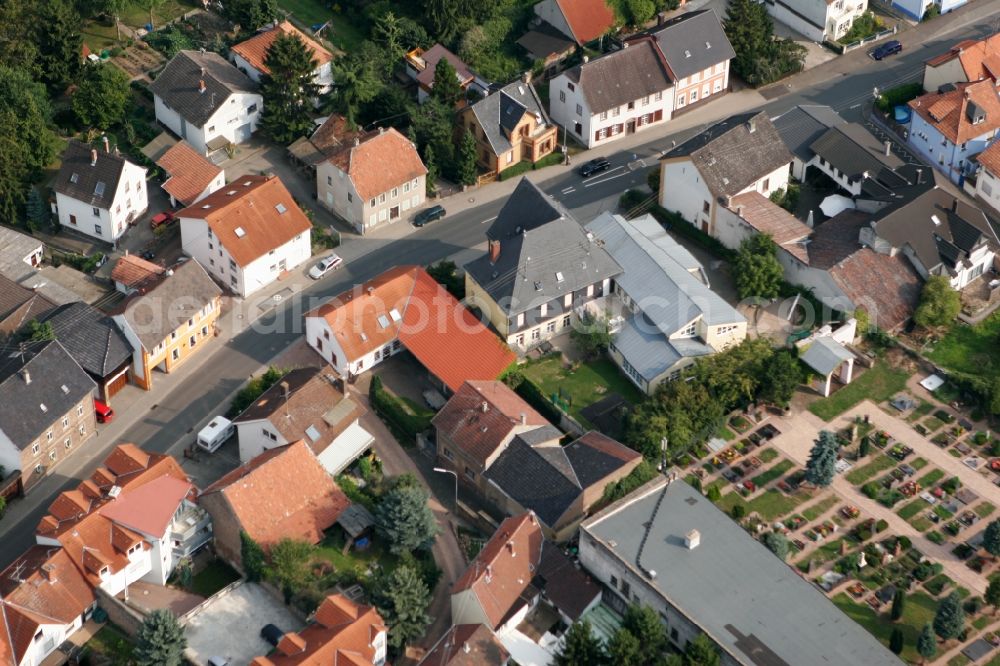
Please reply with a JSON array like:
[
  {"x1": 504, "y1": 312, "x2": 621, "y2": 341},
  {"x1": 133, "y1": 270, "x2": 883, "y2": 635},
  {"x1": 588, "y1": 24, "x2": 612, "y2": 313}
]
[{"x1": 308, "y1": 253, "x2": 343, "y2": 279}]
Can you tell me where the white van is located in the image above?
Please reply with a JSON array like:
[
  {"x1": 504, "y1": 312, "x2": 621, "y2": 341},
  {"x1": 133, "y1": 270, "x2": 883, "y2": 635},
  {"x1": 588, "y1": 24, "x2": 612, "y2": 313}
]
[{"x1": 197, "y1": 416, "x2": 234, "y2": 453}]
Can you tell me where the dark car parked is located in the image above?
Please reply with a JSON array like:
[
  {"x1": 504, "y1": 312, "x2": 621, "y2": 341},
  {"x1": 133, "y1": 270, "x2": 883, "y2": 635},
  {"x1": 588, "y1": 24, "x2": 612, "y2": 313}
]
[
  {"x1": 872, "y1": 40, "x2": 902, "y2": 60},
  {"x1": 413, "y1": 205, "x2": 446, "y2": 227},
  {"x1": 578, "y1": 157, "x2": 611, "y2": 177}
]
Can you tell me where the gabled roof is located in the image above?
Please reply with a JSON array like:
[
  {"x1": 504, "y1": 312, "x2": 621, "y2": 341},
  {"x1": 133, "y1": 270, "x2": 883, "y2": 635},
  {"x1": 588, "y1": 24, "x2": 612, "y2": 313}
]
[
  {"x1": 801, "y1": 336, "x2": 854, "y2": 376},
  {"x1": 99, "y1": 474, "x2": 194, "y2": 537},
  {"x1": 564, "y1": 38, "x2": 673, "y2": 114},
  {"x1": 809, "y1": 124, "x2": 908, "y2": 188},
  {"x1": 516, "y1": 24, "x2": 577, "y2": 61},
  {"x1": 308, "y1": 115, "x2": 365, "y2": 159},
  {"x1": 231, "y1": 20, "x2": 333, "y2": 77},
  {"x1": 467, "y1": 81, "x2": 549, "y2": 156},
  {"x1": 201, "y1": 441, "x2": 350, "y2": 549},
  {"x1": 431, "y1": 380, "x2": 551, "y2": 468},
  {"x1": 177, "y1": 175, "x2": 312, "y2": 268},
  {"x1": 307, "y1": 266, "x2": 515, "y2": 391},
  {"x1": 772, "y1": 104, "x2": 846, "y2": 163},
  {"x1": 909, "y1": 79, "x2": 1000, "y2": 145},
  {"x1": 54, "y1": 141, "x2": 139, "y2": 210},
  {"x1": 149, "y1": 50, "x2": 258, "y2": 129},
  {"x1": 641, "y1": 9, "x2": 735, "y2": 80},
  {"x1": 977, "y1": 138, "x2": 1000, "y2": 176},
  {"x1": 414, "y1": 44, "x2": 475, "y2": 90},
  {"x1": 924, "y1": 33, "x2": 1000, "y2": 82},
  {"x1": 419, "y1": 624, "x2": 509, "y2": 666},
  {"x1": 233, "y1": 367, "x2": 365, "y2": 459},
  {"x1": 58, "y1": 511, "x2": 150, "y2": 586},
  {"x1": 156, "y1": 140, "x2": 223, "y2": 206},
  {"x1": 662, "y1": 111, "x2": 792, "y2": 199},
  {"x1": 0, "y1": 274, "x2": 56, "y2": 339},
  {"x1": 40, "y1": 302, "x2": 132, "y2": 378},
  {"x1": 549, "y1": 0, "x2": 615, "y2": 44},
  {"x1": 728, "y1": 192, "x2": 811, "y2": 263},
  {"x1": 118, "y1": 259, "x2": 221, "y2": 351},
  {"x1": 324, "y1": 128, "x2": 427, "y2": 202},
  {"x1": 0, "y1": 226, "x2": 43, "y2": 283},
  {"x1": 0, "y1": 340, "x2": 95, "y2": 449},
  {"x1": 110, "y1": 253, "x2": 166, "y2": 291}
]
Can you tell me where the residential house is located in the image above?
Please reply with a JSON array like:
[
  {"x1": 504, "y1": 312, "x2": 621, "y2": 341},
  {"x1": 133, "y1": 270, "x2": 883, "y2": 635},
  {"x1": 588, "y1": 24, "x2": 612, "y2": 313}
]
[
  {"x1": 516, "y1": 24, "x2": 577, "y2": 72},
  {"x1": 199, "y1": 441, "x2": 350, "y2": 569},
  {"x1": 250, "y1": 594, "x2": 387, "y2": 666},
  {"x1": 286, "y1": 114, "x2": 364, "y2": 174},
  {"x1": 433, "y1": 380, "x2": 642, "y2": 541},
  {"x1": 585, "y1": 213, "x2": 747, "y2": 394},
  {"x1": 53, "y1": 140, "x2": 148, "y2": 244},
  {"x1": 923, "y1": 34, "x2": 1000, "y2": 92},
  {"x1": 459, "y1": 79, "x2": 558, "y2": 177},
  {"x1": 893, "y1": 0, "x2": 966, "y2": 23},
  {"x1": 231, "y1": 20, "x2": 334, "y2": 95},
  {"x1": 112, "y1": 259, "x2": 222, "y2": 391},
  {"x1": 233, "y1": 367, "x2": 374, "y2": 474},
  {"x1": 772, "y1": 104, "x2": 847, "y2": 180},
  {"x1": 0, "y1": 226, "x2": 44, "y2": 283},
  {"x1": 451, "y1": 513, "x2": 601, "y2": 663},
  {"x1": 639, "y1": 10, "x2": 735, "y2": 114},
  {"x1": 805, "y1": 123, "x2": 909, "y2": 196},
  {"x1": 532, "y1": 0, "x2": 615, "y2": 47},
  {"x1": 971, "y1": 139, "x2": 1000, "y2": 212},
  {"x1": 404, "y1": 44, "x2": 487, "y2": 103},
  {"x1": 40, "y1": 302, "x2": 133, "y2": 402},
  {"x1": 548, "y1": 38, "x2": 674, "y2": 149},
  {"x1": 908, "y1": 79, "x2": 1000, "y2": 184},
  {"x1": 579, "y1": 477, "x2": 901, "y2": 665},
  {"x1": 762, "y1": 0, "x2": 868, "y2": 43},
  {"x1": 150, "y1": 50, "x2": 262, "y2": 156},
  {"x1": 659, "y1": 111, "x2": 792, "y2": 235},
  {"x1": 0, "y1": 340, "x2": 97, "y2": 494},
  {"x1": 155, "y1": 140, "x2": 225, "y2": 207},
  {"x1": 110, "y1": 253, "x2": 165, "y2": 295},
  {"x1": 0, "y1": 275, "x2": 56, "y2": 341},
  {"x1": 419, "y1": 624, "x2": 510, "y2": 666},
  {"x1": 464, "y1": 179, "x2": 622, "y2": 352},
  {"x1": 178, "y1": 175, "x2": 311, "y2": 297},
  {"x1": 0, "y1": 547, "x2": 96, "y2": 666},
  {"x1": 305, "y1": 265, "x2": 515, "y2": 391},
  {"x1": 315, "y1": 128, "x2": 428, "y2": 234}
]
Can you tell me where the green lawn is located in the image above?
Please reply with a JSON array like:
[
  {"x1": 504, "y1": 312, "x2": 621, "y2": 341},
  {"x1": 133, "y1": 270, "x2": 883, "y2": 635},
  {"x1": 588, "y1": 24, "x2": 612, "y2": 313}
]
[
  {"x1": 520, "y1": 356, "x2": 644, "y2": 428},
  {"x1": 315, "y1": 529, "x2": 398, "y2": 577},
  {"x1": 917, "y1": 468, "x2": 945, "y2": 488},
  {"x1": 897, "y1": 498, "x2": 929, "y2": 521},
  {"x1": 922, "y1": 415, "x2": 947, "y2": 434},
  {"x1": 718, "y1": 425, "x2": 736, "y2": 441},
  {"x1": 190, "y1": 559, "x2": 241, "y2": 598},
  {"x1": 844, "y1": 455, "x2": 896, "y2": 485},
  {"x1": 809, "y1": 364, "x2": 910, "y2": 421},
  {"x1": 797, "y1": 537, "x2": 847, "y2": 572},
  {"x1": 801, "y1": 495, "x2": 840, "y2": 521},
  {"x1": 719, "y1": 488, "x2": 808, "y2": 521},
  {"x1": 906, "y1": 400, "x2": 934, "y2": 422},
  {"x1": 82, "y1": 0, "x2": 196, "y2": 51},
  {"x1": 750, "y1": 459, "x2": 793, "y2": 487},
  {"x1": 832, "y1": 591, "x2": 938, "y2": 663},
  {"x1": 975, "y1": 501, "x2": 997, "y2": 518},
  {"x1": 927, "y1": 312, "x2": 1000, "y2": 377},
  {"x1": 910, "y1": 457, "x2": 928, "y2": 470},
  {"x1": 759, "y1": 448, "x2": 779, "y2": 463},
  {"x1": 85, "y1": 625, "x2": 135, "y2": 666},
  {"x1": 276, "y1": 0, "x2": 366, "y2": 51}
]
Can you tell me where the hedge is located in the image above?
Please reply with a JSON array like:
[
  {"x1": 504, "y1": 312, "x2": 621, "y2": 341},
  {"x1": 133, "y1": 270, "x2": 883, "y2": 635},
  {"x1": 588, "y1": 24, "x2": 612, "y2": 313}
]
[
  {"x1": 370, "y1": 376, "x2": 431, "y2": 446},
  {"x1": 649, "y1": 206, "x2": 735, "y2": 261},
  {"x1": 512, "y1": 377, "x2": 564, "y2": 425},
  {"x1": 875, "y1": 83, "x2": 923, "y2": 113},
  {"x1": 498, "y1": 160, "x2": 533, "y2": 181}
]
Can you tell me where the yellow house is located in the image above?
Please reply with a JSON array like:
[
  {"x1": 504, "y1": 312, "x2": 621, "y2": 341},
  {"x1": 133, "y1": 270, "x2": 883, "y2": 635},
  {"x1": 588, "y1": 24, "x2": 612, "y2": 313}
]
[
  {"x1": 459, "y1": 78, "x2": 558, "y2": 177},
  {"x1": 113, "y1": 260, "x2": 222, "y2": 390}
]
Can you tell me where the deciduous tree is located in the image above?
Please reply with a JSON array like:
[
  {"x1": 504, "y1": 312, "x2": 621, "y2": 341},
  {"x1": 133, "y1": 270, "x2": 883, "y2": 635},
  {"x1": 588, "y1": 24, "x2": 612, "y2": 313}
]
[
  {"x1": 684, "y1": 634, "x2": 722, "y2": 666},
  {"x1": 555, "y1": 620, "x2": 606, "y2": 666},
  {"x1": 259, "y1": 33, "x2": 320, "y2": 143},
  {"x1": 135, "y1": 610, "x2": 186, "y2": 666},
  {"x1": 224, "y1": 0, "x2": 278, "y2": 32},
  {"x1": 914, "y1": 275, "x2": 960, "y2": 329},
  {"x1": 606, "y1": 628, "x2": 641, "y2": 665},
  {"x1": 73, "y1": 64, "x2": 131, "y2": 130},
  {"x1": 761, "y1": 531, "x2": 790, "y2": 560},
  {"x1": 805, "y1": 430, "x2": 837, "y2": 487},
  {"x1": 758, "y1": 349, "x2": 802, "y2": 408},
  {"x1": 240, "y1": 531, "x2": 266, "y2": 582},
  {"x1": 733, "y1": 234, "x2": 783, "y2": 300},
  {"x1": 622, "y1": 604, "x2": 667, "y2": 663},
  {"x1": 266, "y1": 538, "x2": 314, "y2": 596},
  {"x1": 374, "y1": 480, "x2": 439, "y2": 554}
]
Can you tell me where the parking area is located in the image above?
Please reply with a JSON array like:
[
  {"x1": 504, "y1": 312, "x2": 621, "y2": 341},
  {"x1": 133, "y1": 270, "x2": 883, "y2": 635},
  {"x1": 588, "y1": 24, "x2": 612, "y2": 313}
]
[{"x1": 184, "y1": 582, "x2": 303, "y2": 666}]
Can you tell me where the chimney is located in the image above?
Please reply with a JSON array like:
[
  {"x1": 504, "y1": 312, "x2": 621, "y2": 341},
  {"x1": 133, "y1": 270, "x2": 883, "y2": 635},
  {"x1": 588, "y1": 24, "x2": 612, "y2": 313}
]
[
  {"x1": 353, "y1": 137, "x2": 360, "y2": 147},
  {"x1": 582, "y1": 55, "x2": 589, "y2": 64},
  {"x1": 916, "y1": 168, "x2": 923, "y2": 184},
  {"x1": 506, "y1": 541, "x2": 516, "y2": 557},
  {"x1": 489, "y1": 239, "x2": 500, "y2": 263},
  {"x1": 366, "y1": 286, "x2": 374, "y2": 296},
  {"x1": 40, "y1": 564, "x2": 55, "y2": 582},
  {"x1": 21, "y1": 369, "x2": 30, "y2": 385},
  {"x1": 199, "y1": 79, "x2": 206, "y2": 94},
  {"x1": 622, "y1": 40, "x2": 629, "y2": 48},
  {"x1": 747, "y1": 117, "x2": 756, "y2": 134},
  {"x1": 520, "y1": 412, "x2": 526, "y2": 425},
  {"x1": 378, "y1": 126, "x2": 385, "y2": 134},
  {"x1": 883, "y1": 140, "x2": 891, "y2": 157},
  {"x1": 102, "y1": 135, "x2": 110, "y2": 153},
  {"x1": 485, "y1": 565, "x2": 493, "y2": 581},
  {"x1": 200, "y1": 66, "x2": 206, "y2": 77},
  {"x1": 657, "y1": 12, "x2": 666, "y2": 26},
  {"x1": 522, "y1": 70, "x2": 532, "y2": 84},
  {"x1": 684, "y1": 529, "x2": 700, "y2": 550},
  {"x1": 90, "y1": 149, "x2": 98, "y2": 166},
  {"x1": 280, "y1": 381, "x2": 290, "y2": 399},
  {"x1": 463, "y1": 642, "x2": 471, "y2": 654},
  {"x1": 952, "y1": 198, "x2": 959, "y2": 212},
  {"x1": 481, "y1": 400, "x2": 488, "y2": 413}
]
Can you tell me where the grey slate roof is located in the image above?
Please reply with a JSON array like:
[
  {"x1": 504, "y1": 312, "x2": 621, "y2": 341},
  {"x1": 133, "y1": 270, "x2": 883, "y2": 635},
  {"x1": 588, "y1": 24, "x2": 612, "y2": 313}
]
[
  {"x1": 516, "y1": 24, "x2": 576, "y2": 60},
  {"x1": 150, "y1": 50, "x2": 258, "y2": 129},
  {"x1": 662, "y1": 111, "x2": 792, "y2": 199},
  {"x1": 0, "y1": 275, "x2": 57, "y2": 339},
  {"x1": 801, "y1": 336, "x2": 854, "y2": 376},
  {"x1": 119, "y1": 259, "x2": 222, "y2": 351},
  {"x1": 564, "y1": 39, "x2": 673, "y2": 114},
  {"x1": 642, "y1": 10, "x2": 736, "y2": 81},
  {"x1": 40, "y1": 302, "x2": 132, "y2": 378},
  {"x1": 0, "y1": 226, "x2": 43, "y2": 283},
  {"x1": 0, "y1": 340, "x2": 96, "y2": 449},
  {"x1": 583, "y1": 478, "x2": 904, "y2": 666},
  {"x1": 465, "y1": 180, "x2": 621, "y2": 317},
  {"x1": 810, "y1": 124, "x2": 908, "y2": 188},
  {"x1": 772, "y1": 104, "x2": 845, "y2": 163},
  {"x1": 54, "y1": 141, "x2": 133, "y2": 210},
  {"x1": 467, "y1": 81, "x2": 549, "y2": 156}
]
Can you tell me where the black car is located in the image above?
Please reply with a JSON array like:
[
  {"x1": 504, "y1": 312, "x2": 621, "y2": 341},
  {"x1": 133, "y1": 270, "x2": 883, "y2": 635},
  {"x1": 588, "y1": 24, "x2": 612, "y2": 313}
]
[
  {"x1": 260, "y1": 624, "x2": 284, "y2": 647},
  {"x1": 579, "y1": 157, "x2": 611, "y2": 177},
  {"x1": 413, "y1": 205, "x2": 446, "y2": 227},
  {"x1": 872, "y1": 40, "x2": 902, "y2": 60}
]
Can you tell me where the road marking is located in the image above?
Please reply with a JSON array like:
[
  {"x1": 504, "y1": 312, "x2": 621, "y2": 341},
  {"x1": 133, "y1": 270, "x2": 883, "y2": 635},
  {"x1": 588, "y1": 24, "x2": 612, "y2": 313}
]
[
  {"x1": 849, "y1": 104, "x2": 861, "y2": 109},
  {"x1": 481, "y1": 216, "x2": 497, "y2": 224},
  {"x1": 562, "y1": 186, "x2": 576, "y2": 194},
  {"x1": 627, "y1": 159, "x2": 647, "y2": 171},
  {"x1": 584, "y1": 171, "x2": 629, "y2": 187}
]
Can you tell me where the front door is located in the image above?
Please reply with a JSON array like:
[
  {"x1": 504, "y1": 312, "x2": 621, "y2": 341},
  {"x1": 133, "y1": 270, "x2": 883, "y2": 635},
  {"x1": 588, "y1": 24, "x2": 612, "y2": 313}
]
[
  {"x1": 389, "y1": 206, "x2": 400, "y2": 221},
  {"x1": 326, "y1": 191, "x2": 333, "y2": 207},
  {"x1": 627, "y1": 120, "x2": 636, "y2": 134}
]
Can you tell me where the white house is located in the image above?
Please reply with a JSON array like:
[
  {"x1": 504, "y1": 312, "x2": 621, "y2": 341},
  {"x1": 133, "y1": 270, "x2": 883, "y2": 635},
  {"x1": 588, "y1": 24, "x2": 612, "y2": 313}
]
[
  {"x1": 150, "y1": 49, "x2": 263, "y2": 156},
  {"x1": 233, "y1": 367, "x2": 374, "y2": 475},
  {"x1": 155, "y1": 140, "x2": 225, "y2": 207},
  {"x1": 922, "y1": 34, "x2": 1000, "y2": 93},
  {"x1": 659, "y1": 111, "x2": 792, "y2": 236},
  {"x1": 533, "y1": 0, "x2": 615, "y2": 46},
  {"x1": 764, "y1": 0, "x2": 868, "y2": 43},
  {"x1": 53, "y1": 140, "x2": 148, "y2": 244},
  {"x1": 178, "y1": 175, "x2": 312, "y2": 297},
  {"x1": 973, "y1": 140, "x2": 1000, "y2": 212},
  {"x1": 0, "y1": 225, "x2": 44, "y2": 283},
  {"x1": 548, "y1": 38, "x2": 674, "y2": 149},
  {"x1": 315, "y1": 127, "x2": 427, "y2": 233},
  {"x1": 231, "y1": 20, "x2": 334, "y2": 96},
  {"x1": 908, "y1": 79, "x2": 1000, "y2": 185},
  {"x1": 892, "y1": 0, "x2": 966, "y2": 22}
]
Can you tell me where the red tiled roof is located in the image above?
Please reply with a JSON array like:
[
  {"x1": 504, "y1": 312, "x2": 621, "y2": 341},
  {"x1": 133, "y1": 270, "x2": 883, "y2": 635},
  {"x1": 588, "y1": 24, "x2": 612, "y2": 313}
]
[
  {"x1": 925, "y1": 34, "x2": 1000, "y2": 82},
  {"x1": 157, "y1": 140, "x2": 223, "y2": 206},
  {"x1": 432, "y1": 381, "x2": 550, "y2": 467},
  {"x1": 828, "y1": 248, "x2": 921, "y2": 332},
  {"x1": 177, "y1": 176, "x2": 312, "y2": 268},
  {"x1": 978, "y1": 139, "x2": 1000, "y2": 175},
  {"x1": 99, "y1": 475, "x2": 194, "y2": 537},
  {"x1": 325, "y1": 128, "x2": 427, "y2": 202},
  {"x1": 231, "y1": 20, "x2": 333, "y2": 77},
  {"x1": 554, "y1": 0, "x2": 615, "y2": 44},
  {"x1": 58, "y1": 512, "x2": 148, "y2": 586},
  {"x1": 419, "y1": 624, "x2": 509, "y2": 666},
  {"x1": 111, "y1": 254, "x2": 165, "y2": 289},
  {"x1": 729, "y1": 192, "x2": 811, "y2": 263},
  {"x1": 451, "y1": 513, "x2": 543, "y2": 630},
  {"x1": 202, "y1": 441, "x2": 349, "y2": 549},
  {"x1": 909, "y1": 79, "x2": 1000, "y2": 145}
]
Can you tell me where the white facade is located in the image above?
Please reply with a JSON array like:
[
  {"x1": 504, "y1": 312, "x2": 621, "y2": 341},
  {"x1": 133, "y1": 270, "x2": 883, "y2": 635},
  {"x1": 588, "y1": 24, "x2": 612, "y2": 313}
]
[
  {"x1": 54, "y1": 161, "x2": 148, "y2": 244},
  {"x1": 672, "y1": 61, "x2": 731, "y2": 113},
  {"x1": 317, "y1": 161, "x2": 426, "y2": 234},
  {"x1": 908, "y1": 111, "x2": 999, "y2": 185},
  {"x1": 305, "y1": 314, "x2": 405, "y2": 376},
  {"x1": 153, "y1": 91, "x2": 263, "y2": 155},
  {"x1": 164, "y1": 169, "x2": 226, "y2": 208},
  {"x1": 179, "y1": 216, "x2": 311, "y2": 297},
  {"x1": 548, "y1": 74, "x2": 673, "y2": 149},
  {"x1": 19, "y1": 615, "x2": 91, "y2": 666},
  {"x1": 975, "y1": 164, "x2": 1000, "y2": 212},
  {"x1": 236, "y1": 417, "x2": 373, "y2": 474},
  {"x1": 765, "y1": 0, "x2": 868, "y2": 43},
  {"x1": 232, "y1": 51, "x2": 334, "y2": 95}
]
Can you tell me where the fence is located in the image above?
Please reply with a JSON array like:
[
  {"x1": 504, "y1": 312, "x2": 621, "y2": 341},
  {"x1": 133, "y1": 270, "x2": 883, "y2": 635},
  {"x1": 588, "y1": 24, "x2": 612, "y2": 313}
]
[{"x1": 825, "y1": 25, "x2": 897, "y2": 54}]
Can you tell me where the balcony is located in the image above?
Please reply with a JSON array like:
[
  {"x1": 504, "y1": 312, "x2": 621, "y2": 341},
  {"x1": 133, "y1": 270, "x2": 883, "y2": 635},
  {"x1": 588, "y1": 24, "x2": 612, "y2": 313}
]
[{"x1": 170, "y1": 507, "x2": 212, "y2": 556}]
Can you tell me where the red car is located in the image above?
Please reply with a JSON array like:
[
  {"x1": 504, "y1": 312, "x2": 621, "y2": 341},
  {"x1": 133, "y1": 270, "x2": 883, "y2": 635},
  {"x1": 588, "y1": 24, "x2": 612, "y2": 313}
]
[
  {"x1": 150, "y1": 211, "x2": 176, "y2": 229},
  {"x1": 94, "y1": 399, "x2": 114, "y2": 423}
]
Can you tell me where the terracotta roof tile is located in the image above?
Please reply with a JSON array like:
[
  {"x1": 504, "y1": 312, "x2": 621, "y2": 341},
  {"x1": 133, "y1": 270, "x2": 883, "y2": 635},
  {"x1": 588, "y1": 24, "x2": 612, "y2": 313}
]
[
  {"x1": 909, "y1": 79, "x2": 1000, "y2": 145},
  {"x1": 99, "y1": 475, "x2": 194, "y2": 536},
  {"x1": 202, "y1": 441, "x2": 349, "y2": 549},
  {"x1": 59, "y1": 512, "x2": 147, "y2": 585},
  {"x1": 309, "y1": 115, "x2": 364, "y2": 157},
  {"x1": 156, "y1": 140, "x2": 223, "y2": 206},
  {"x1": 177, "y1": 175, "x2": 311, "y2": 268},
  {"x1": 419, "y1": 624, "x2": 509, "y2": 666},
  {"x1": 554, "y1": 0, "x2": 615, "y2": 43},
  {"x1": 925, "y1": 34, "x2": 1000, "y2": 82},
  {"x1": 729, "y1": 192, "x2": 811, "y2": 263},
  {"x1": 231, "y1": 21, "x2": 333, "y2": 77},
  {"x1": 977, "y1": 139, "x2": 1000, "y2": 175},
  {"x1": 326, "y1": 128, "x2": 426, "y2": 202},
  {"x1": 828, "y1": 249, "x2": 921, "y2": 331}
]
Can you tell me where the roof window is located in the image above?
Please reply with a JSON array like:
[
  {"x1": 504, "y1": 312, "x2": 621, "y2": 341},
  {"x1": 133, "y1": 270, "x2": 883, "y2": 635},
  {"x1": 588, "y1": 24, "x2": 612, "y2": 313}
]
[
  {"x1": 275, "y1": 203, "x2": 287, "y2": 214},
  {"x1": 377, "y1": 314, "x2": 390, "y2": 329},
  {"x1": 94, "y1": 182, "x2": 106, "y2": 196},
  {"x1": 70, "y1": 173, "x2": 79, "y2": 184},
  {"x1": 234, "y1": 227, "x2": 246, "y2": 238},
  {"x1": 40, "y1": 403, "x2": 48, "y2": 413},
  {"x1": 684, "y1": 50, "x2": 691, "y2": 58},
  {"x1": 61, "y1": 385, "x2": 69, "y2": 394},
  {"x1": 931, "y1": 215, "x2": 941, "y2": 226},
  {"x1": 534, "y1": 281, "x2": 543, "y2": 291},
  {"x1": 389, "y1": 308, "x2": 402, "y2": 322},
  {"x1": 555, "y1": 271, "x2": 564, "y2": 283}
]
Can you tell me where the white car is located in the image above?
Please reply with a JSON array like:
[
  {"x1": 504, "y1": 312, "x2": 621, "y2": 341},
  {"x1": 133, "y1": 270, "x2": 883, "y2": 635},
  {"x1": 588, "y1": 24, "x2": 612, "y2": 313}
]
[{"x1": 308, "y1": 253, "x2": 343, "y2": 279}]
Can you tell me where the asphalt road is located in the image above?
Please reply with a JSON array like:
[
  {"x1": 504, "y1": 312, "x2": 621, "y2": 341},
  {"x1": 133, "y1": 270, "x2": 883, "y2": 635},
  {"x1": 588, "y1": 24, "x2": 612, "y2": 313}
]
[{"x1": 2, "y1": 13, "x2": 996, "y2": 566}]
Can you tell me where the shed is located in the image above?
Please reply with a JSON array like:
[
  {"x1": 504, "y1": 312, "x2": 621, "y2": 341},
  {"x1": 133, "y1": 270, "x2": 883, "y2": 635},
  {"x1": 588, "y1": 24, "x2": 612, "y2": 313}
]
[
  {"x1": 336, "y1": 503, "x2": 375, "y2": 540},
  {"x1": 801, "y1": 336, "x2": 855, "y2": 397}
]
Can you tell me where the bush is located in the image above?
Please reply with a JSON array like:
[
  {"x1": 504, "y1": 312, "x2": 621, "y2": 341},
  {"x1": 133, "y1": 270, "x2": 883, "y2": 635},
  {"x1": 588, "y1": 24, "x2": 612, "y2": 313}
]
[
  {"x1": 875, "y1": 518, "x2": 889, "y2": 533},
  {"x1": 498, "y1": 160, "x2": 533, "y2": 181},
  {"x1": 649, "y1": 206, "x2": 735, "y2": 261},
  {"x1": 838, "y1": 12, "x2": 884, "y2": 44},
  {"x1": 619, "y1": 189, "x2": 652, "y2": 214},
  {"x1": 922, "y1": 4, "x2": 940, "y2": 20},
  {"x1": 533, "y1": 151, "x2": 564, "y2": 170},
  {"x1": 145, "y1": 25, "x2": 195, "y2": 58},
  {"x1": 228, "y1": 367, "x2": 285, "y2": 417},
  {"x1": 875, "y1": 82, "x2": 923, "y2": 113},
  {"x1": 601, "y1": 461, "x2": 657, "y2": 505},
  {"x1": 510, "y1": 374, "x2": 563, "y2": 424},
  {"x1": 370, "y1": 376, "x2": 431, "y2": 446}
]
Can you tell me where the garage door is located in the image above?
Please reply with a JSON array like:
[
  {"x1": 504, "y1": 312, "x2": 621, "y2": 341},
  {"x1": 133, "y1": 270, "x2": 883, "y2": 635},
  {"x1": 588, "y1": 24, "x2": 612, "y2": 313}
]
[
  {"x1": 236, "y1": 123, "x2": 252, "y2": 143},
  {"x1": 105, "y1": 370, "x2": 129, "y2": 399}
]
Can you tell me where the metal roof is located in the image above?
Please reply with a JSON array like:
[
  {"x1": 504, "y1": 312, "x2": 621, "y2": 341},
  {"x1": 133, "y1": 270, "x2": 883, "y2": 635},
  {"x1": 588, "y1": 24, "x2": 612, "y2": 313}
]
[{"x1": 801, "y1": 336, "x2": 854, "y2": 377}]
